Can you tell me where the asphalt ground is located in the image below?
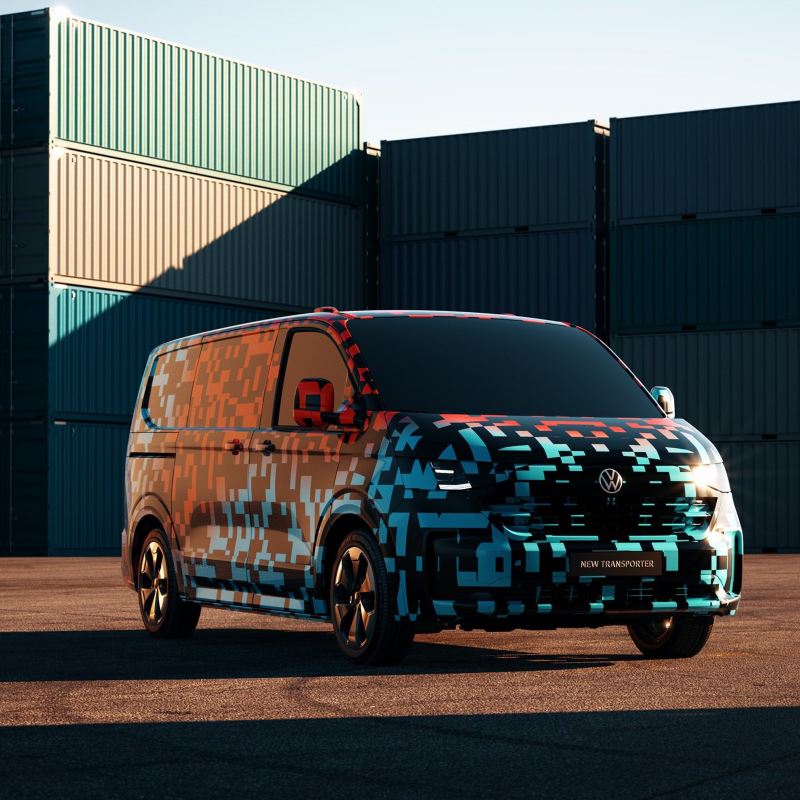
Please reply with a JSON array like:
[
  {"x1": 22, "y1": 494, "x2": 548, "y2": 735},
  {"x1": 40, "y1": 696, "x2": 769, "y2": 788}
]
[{"x1": 0, "y1": 554, "x2": 798, "y2": 799}]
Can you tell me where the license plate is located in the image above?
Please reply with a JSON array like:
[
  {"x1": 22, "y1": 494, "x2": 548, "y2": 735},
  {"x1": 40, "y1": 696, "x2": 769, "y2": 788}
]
[{"x1": 569, "y1": 551, "x2": 663, "y2": 577}]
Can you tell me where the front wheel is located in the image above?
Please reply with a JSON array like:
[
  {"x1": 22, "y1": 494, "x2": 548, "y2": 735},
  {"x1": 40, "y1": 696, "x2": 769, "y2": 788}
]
[
  {"x1": 137, "y1": 528, "x2": 201, "y2": 638},
  {"x1": 627, "y1": 616, "x2": 713, "y2": 658},
  {"x1": 329, "y1": 530, "x2": 414, "y2": 666}
]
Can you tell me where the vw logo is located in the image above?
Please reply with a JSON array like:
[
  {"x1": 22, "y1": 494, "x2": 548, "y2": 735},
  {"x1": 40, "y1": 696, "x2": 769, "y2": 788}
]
[{"x1": 599, "y1": 468, "x2": 624, "y2": 494}]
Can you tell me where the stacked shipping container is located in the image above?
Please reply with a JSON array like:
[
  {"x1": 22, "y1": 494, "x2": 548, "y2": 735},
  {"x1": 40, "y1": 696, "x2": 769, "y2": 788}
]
[
  {"x1": 379, "y1": 122, "x2": 608, "y2": 334},
  {"x1": 609, "y1": 101, "x2": 800, "y2": 551},
  {"x1": 1, "y1": 13, "x2": 797, "y2": 555},
  {"x1": 0, "y1": 8, "x2": 366, "y2": 553}
]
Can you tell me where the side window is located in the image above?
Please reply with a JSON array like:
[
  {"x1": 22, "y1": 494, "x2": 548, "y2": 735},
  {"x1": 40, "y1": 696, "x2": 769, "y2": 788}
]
[
  {"x1": 277, "y1": 331, "x2": 353, "y2": 427},
  {"x1": 188, "y1": 329, "x2": 276, "y2": 429},
  {"x1": 142, "y1": 345, "x2": 200, "y2": 429}
]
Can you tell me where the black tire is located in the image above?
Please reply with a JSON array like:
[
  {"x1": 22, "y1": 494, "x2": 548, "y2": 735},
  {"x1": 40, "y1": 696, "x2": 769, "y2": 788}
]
[
  {"x1": 627, "y1": 615, "x2": 713, "y2": 658},
  {"x1": 329, "y1": 530, "x2": 414, "y2": 666},
  {"x1": 137, "y1": 528, "x2": 201, "y2": 639}
]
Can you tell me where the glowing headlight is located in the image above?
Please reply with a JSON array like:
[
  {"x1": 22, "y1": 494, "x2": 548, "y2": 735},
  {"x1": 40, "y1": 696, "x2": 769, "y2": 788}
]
[
  {"x1": 692, "y1": 462, "x2": 731, "y2": 493},
  {"x1": 432, "y1": 464, "x2": 471, "y2": 491}
]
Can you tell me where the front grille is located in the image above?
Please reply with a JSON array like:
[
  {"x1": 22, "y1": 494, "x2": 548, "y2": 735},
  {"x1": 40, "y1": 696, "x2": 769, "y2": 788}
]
[
  {"x1": 491, "y1": 495, "x2": 715, "y2": 538},
  {"x1": 485, "y1": 471, "x2": 717, "y2": 539}
]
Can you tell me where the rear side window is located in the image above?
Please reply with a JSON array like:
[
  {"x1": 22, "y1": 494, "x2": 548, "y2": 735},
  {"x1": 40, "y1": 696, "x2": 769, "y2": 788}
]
[
  {"x1": 276, "y1": 330, "x2": 353, "y2": 426},
  {"x1": 189, "y1": 329, "x2": 277, "y2": 429},
  {"x1": 142, "y1": 345, "x2": 200, "y2": 429}
]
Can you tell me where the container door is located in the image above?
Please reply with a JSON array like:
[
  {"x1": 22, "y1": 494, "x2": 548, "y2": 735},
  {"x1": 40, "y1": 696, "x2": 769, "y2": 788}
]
[
  {"x1": 173, "y1": 329, "x2": 277, "y2": 598},
  {"x1": 246, "y1": 325, "x2": 352, "y2": 602}
]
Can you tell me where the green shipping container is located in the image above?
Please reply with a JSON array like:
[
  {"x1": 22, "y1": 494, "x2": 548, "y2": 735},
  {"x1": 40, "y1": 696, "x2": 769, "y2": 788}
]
[{"x1": 0, "y1": 8, "x2": 362, "y2": 202}]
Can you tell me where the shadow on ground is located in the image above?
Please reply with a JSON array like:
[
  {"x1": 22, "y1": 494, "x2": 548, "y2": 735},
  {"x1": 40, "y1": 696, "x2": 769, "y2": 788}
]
[
  {"x1": 1, "y1": 707, "x2": 798, "y2": 799},
  {"x1": 0, "y1": 626, "x2": 640, "y2": 682}
]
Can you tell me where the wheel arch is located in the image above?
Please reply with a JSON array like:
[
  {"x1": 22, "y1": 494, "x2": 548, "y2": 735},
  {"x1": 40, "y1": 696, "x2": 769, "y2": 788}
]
[
  {"x1": 313, "y1": 491, "x2": 397, "y2": 605},
  {"x1": 128, "y1": 500, "x2": 183, "y2": 593}
]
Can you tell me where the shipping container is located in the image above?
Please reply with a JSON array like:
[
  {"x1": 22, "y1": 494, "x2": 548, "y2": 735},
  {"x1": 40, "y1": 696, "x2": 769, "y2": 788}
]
[
  {"x1": 717, "y1": 440, "x2": 800, "y2": 552},
  {"x1": 47, "y1": 420, "x2": 129, "y2": 554},
  {"x1": 610, "y1": 101, "x2": 800, "y2": 224},
  {"x1": 610, "y1": 214, "x2": 800, "y2": 333},
  {"x1": 0, "y1": 281, "x2": 48, "y2": 417},
  {"x1": 611, "y1": 328, "x2": 800, "y2": 438},
  {"x1": 0, "y1": 419, "x2": 48, "y2": 554},
  {"x1": 1, "y1": 282, "x2": 284, "y2": 421},
  {"x1": 0, "y1": 8, "x2": 362, "y2": 201},
  {"x1": 0, "y1": 148, "x2": 49, "y2": 281},
  {"x1": 381, "y1": 122, "x2": 606, "y2": 238},
  {"x1": 0, "y1": 418, "x2": 128, "y2": 555},
  {"x1": 0, "y1": 146, "x2": 367, "y2": 307},
  {"x1": 379, "y1": 229, "x2": 599, "y2": 331}
]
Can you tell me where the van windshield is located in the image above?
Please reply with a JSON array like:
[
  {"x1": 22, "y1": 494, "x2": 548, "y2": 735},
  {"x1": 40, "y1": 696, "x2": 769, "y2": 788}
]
[{"x1": 347, "y1": 316, "x2": 660, "y2": 418}]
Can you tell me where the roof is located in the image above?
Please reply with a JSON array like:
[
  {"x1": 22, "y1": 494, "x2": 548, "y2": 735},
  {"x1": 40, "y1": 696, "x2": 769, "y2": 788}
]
[{"x1": 153, "y1": 308, "x2": 569, "y2": 356}]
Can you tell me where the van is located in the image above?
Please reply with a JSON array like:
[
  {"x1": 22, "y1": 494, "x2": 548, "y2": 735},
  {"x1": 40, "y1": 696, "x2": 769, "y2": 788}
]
[{"x1": 123, "y1": 309, "x2": 742, "y2": 664}]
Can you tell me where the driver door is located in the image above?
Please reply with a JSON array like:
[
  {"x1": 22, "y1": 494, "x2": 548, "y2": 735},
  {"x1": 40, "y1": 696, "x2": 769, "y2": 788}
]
[{"x1": 246, "y1": 325, "x2": 356, "y2": 600}]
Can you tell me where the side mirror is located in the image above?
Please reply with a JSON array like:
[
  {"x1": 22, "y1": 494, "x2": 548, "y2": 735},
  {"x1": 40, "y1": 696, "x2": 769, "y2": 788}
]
[
  {"x1": 650, "y1": 386, "x2": 675, "y2": 418},
  {"x1": 293, "y1": 378, "x2": 366, "y2": 430}
]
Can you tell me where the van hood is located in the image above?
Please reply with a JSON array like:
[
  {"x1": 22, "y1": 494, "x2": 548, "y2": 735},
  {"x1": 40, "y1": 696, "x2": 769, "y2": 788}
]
[{"x1": 384, "y1": 413, "x2": 722, "y2": 468}]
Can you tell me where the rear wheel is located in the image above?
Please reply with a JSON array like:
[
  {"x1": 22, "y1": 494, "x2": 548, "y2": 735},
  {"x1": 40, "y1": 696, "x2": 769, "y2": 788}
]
[
  {"x1": 138, "y1": 528, "x2": 201, "y2": 638},
  {"x1": 628, "y1": 616, "x2": 713, "y2": 658},
  {"x1": 329, "y1": 530, "x2": 414, "y2": 666}
]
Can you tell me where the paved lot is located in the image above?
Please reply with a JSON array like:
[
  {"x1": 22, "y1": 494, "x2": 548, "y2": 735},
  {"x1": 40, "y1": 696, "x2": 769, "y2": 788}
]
[{"x1": 0, "y1": 555, "x2": 798, "y2": 798}]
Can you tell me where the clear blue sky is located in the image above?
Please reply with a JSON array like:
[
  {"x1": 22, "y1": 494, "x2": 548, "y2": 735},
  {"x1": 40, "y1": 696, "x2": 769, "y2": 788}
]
[{"x1": 3, "y1": 0, "x2": 798, "y2": 143}]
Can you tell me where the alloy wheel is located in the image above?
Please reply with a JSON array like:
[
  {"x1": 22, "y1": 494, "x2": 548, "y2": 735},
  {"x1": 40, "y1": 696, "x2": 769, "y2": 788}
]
[
  {"x1": 332, "y1": 545, "x2": 377, "y2": 654},
  {"x1": 139, "y1": 540, "x2": 169, "y2": 626},
  {"x1": 638, "y1": 617, "x2": 673, "y2": 645}
]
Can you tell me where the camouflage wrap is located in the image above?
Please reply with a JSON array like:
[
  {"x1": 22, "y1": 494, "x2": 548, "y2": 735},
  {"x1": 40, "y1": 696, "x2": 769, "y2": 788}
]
[{"x1": 123, "y1": 311, "x2": 742, "y2": 627}]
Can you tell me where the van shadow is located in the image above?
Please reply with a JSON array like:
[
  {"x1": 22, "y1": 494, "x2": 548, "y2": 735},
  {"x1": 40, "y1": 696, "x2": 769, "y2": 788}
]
[
  {"x1": 1, "y1": 707, "x2": 798, "y2": 799},
  {"x1": 0, "y1": 626, "x2": 640, "y2": 682}
]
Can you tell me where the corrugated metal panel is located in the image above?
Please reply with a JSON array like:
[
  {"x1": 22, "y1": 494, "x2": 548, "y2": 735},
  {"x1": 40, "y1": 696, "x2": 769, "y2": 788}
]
[
  {"x1": 610, "y1": 101, "x2": 800, "y2": 224},
  {"x1": 0, "y1": 149, "x2": 49, "y2": 280},
  {"x1": 0, "y1": 419, "x2": 48, "y2": 555},
  {"x1": 49, "y1": 147, "x2": 365, "y2": 308},
  {"x1": 379, "y1": 229, "x2": 598, "y2": 331},
  {"x1": 48, "y1": 11, "x2": 362, "y2": 199},
  {"x1": 717, "y1": 441, "x2": 800, "y2": 552},
  {"x1": 381, "y1": 122, "x2": 604, "y2": 237},
  {"x1": 0, "y1": 283, "x2": 48, "y2": 417},
  {"x1": 48, "y1": 284, "x2": 282, "y2": 420},
  {"x1": 610, "y1": 215, "x2": 800, "y2": 333},
  {"x1": 47, "y1": 420, "x2": 129, "y2": 554},
  {"x1": 3, "y1": 283, "x2": 282, "y2": 421},
  {"x1": 0, "y1": 10, "x2": 49, "y2": 148},
  {"x1": 611, "y1": 329, "x2": 800, "y2": 438}
]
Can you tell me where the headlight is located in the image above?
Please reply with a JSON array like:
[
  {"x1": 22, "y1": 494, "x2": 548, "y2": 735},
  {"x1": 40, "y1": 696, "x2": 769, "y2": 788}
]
[
  {"x1": 432, "y1": 463, "x2": 472, "y2": 491},
  {"x1": 691, "y1": 462, "x2": 731, "y2": 493}
]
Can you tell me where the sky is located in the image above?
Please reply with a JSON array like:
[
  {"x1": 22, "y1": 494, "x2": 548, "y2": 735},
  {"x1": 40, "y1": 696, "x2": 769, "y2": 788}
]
[{"x1": 3, "y1": 0, "x2": 799, "y2": 143}]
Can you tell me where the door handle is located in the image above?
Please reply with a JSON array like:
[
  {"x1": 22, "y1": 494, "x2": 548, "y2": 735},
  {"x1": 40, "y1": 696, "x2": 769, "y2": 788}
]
[
  {"x1": 226, "y1": 438, "x2": 244, "y2": 455},
  {"x1": 259, "y1": 439, "x2": 276, "y2": 454}
]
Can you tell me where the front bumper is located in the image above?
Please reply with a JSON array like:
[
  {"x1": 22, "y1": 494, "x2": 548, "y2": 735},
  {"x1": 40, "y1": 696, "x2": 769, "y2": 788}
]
[{"x1": 414, "y1": 527, "x2": 743, "y2": 624}]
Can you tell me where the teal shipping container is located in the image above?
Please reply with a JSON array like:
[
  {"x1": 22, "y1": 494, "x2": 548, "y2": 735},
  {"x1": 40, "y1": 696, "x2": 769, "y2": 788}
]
[
  {"x1": 0, "y1": 419, "x2": 128, "y2": 555},
  {"x1": 610, "y1": 214, "x2": 800, "y2": 333},
  {"x1": 381, "y1": 121, "x2": 606, "y2": 238},
  {"x1": 610, "y1": 101, "x2": 800, "y2": 224},
  {"x1": 0, "y1": 282, "x2": 283, "y2": 422},
  {"x1": 0, "y1": 419, "x2": 47, "y2": 553},
  {"x1": 716, "y1": 441, "x2": 800, "y2": 553},
  {"x1": 611, "y1": 329, "x2": 800, "y2": 438},
  {"x1": 0, "y1": 8, "x2": 362, "y2": 202},
  {"x1": 379, "y1": 229, "x2": 600, "y2": 332}
]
